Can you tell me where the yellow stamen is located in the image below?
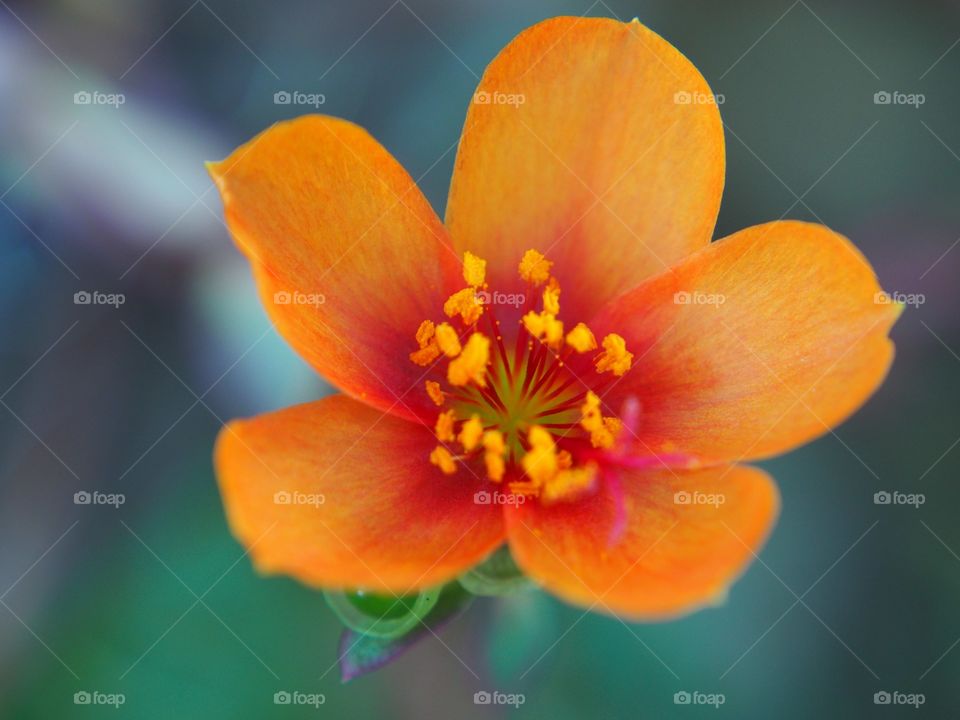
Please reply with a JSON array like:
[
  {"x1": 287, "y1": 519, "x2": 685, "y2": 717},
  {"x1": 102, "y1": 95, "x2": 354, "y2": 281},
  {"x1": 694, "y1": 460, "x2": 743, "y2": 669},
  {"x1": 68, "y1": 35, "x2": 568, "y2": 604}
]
[
  {"x1": 542, "y1": 465, "x2": 598, "y2": 504},
  {"x1": 482, "y1": 430, "x2": 506, "y2": 482},
  {"x1": 463, "y1": 251, "x2": 486, "y2": 288},
  {"x1": 447, "y1": 333, "x2": 490, "y2": 387},
  {"x1": 581, "y1": 392, "x2": 603, "y2": 432},
  {"x1": 519, "y1": 249, "x2": 553, "y2": 286},
  {"x1": 595, "y1": 333, "x2": 633, "y2": 376},
  {"x1": 459, "y1": 414, "x2": 484, "y2": 452},
  {"x1": 580, "y1": 391, "x2": 620, "y2": 449},
  {"x1": 435, "y1": 322, "x2": 462, "y2": 358},
  {"x1": 409, "y1": 319, "x2": 441, "y2": 366},
  {"x1": 521, "y1": 311, "x2": 546, "y2": 338},
  {"x1": 543, "y1": 284, "x2": 560, "y2": 316},
  {"x1": 435, "y1": 409, "x2": 457, "y2": 442},
  {"x1": 603, "y1": 416, "x2": 623, "y2": 440},
  {"x1": 444, "y1": 288, "x2": 484, "y2": 325},
  {"x1": 566, "y1": 322, "x2": 598, "y2": 353},
  {"x1": 425, "y1": 380, "x2": 445, "y2": 406},
  {"x1": 522, "y1": 311, "x2": 564, "y2": 349},
  {"x1": 429, "y1": 446, "x2": 457, "y2": 475},
  {"x1": 415, "y1": 319, "x2": 435, "y2": 347},
  {"x1": 544, "y1": 316, "x2": 564, "y2": 348},
  {"x1": 520, "y1": 426, "x2": 558, "y2": 486},
  {"x1": 412, "y1": 245, "x2": 632, "y2": 501},
  {"x1": 410, "y1": 344, "x2": 440, "y2": 366}
]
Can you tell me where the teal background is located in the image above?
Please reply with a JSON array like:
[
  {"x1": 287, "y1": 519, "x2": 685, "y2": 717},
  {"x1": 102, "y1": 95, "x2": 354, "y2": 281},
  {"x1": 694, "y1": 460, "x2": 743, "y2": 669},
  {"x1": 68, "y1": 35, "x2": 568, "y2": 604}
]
[{"x1": 0, "y1": 0, "x2": 958, "y2": 717}]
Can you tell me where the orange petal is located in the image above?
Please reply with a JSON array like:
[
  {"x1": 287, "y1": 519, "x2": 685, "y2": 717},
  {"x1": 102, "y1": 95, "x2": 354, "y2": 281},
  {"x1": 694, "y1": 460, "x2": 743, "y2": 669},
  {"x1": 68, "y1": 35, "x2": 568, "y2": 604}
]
[
  {"x1": 447, "y1": 17, "x2": 724, "y2": 319},
  {"x1": 505, "y1": 464, "x2": 779, "y2": 620},
  {"x1": 591, "y1": 221, "x2": 901, "y2": 462},
  {"x1": 209, "y1": 116, "x2": 461, "y2": 423},
  {"x1": 215, "y1": 395, "x2": 505, "y2": 593}
]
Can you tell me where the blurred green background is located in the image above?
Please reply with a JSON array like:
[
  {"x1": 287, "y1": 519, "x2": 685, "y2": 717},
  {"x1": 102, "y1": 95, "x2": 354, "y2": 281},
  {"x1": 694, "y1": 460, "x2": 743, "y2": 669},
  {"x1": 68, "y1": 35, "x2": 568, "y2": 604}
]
[{"x1": 1, "y1": 0, "x2": 958, "y2": 717}]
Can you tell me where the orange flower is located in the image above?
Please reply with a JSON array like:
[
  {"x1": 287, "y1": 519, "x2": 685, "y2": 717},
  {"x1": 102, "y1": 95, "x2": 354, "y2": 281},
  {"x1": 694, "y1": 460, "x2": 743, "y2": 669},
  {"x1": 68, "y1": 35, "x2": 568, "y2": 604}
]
[{"x1": 209, "y1": 17, "x2": 900, "y2": 620}]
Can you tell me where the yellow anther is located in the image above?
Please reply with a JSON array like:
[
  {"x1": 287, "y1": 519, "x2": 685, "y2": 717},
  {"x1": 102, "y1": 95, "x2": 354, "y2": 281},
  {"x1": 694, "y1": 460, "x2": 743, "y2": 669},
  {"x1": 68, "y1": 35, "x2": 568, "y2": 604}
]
[
  {"x1": 459, "y1": 414, "x2": 484, "y2": 452},
  {"x1": 462, "y1": 251, "x2": 486, "y2": 288},
  {"x1": 486, "y1": 454, "x2": 505, "y2": 483},
  {"x1": 435, "y1": 409, "x2": 457, "y2": 442},
  {"x1": 522, "y1": 311, "x2": 546, "y2": 338},
  {"x1": 434, "y1": 322, "x2": 462, "y2": 358},
  {"x1": 425, "y1": 380, "x2": 445, "y2": 406},
  {"x1": 595, "y1": 333, "x2": 633, "y2": 376},
  {"x1": 580, "y1": 391, "x2": 621, "y2": 449},
  {"x1": 410, "y1": 319, "x2": 441, "y2": 366},
  {"x1": 544, "y1": 316, "x2": 564, "y2": 348},
  {"x1": 410, "y1": 344, "x2": 441, "y2": 366},
  {"x1": 483, "y1": 429, "x2": 505, "y2": 455},
  {"x1": 542, "y1": 465, "x2": 598, "y2": 504},
  {"x1": 557, "y1": 449, "x2": 573, "y2": 469},
  {"x1": 482, "y1": 430, "x2": 506, "y2": 482},
  {"x1": 415, "y1": 319, "x2": 435, "y2": 347},
  {"x1": 581, "y1": 391, "x2": 603, "y2": 431},
  {"x1": 519, "y1": 249, "x2": 553, "y2": 286},
  {"x1": 566, "y1": 322, "x2": 598, "y2": 353},
  {"x1": 521, "y1": 426, "x2": 558, "y2": 486},
  {"x1": 429, "y1": 446, "x2": 457, "y2": 475},
  {"x1": 444, "y1": 287, "x2": 484, "y2": 325},
  {"x1": 528, "y1": 425, "x2": 554, "y2": 448},
  {"x1": 543, "y1": 284, "x2": 560, "y2": 316},
  {"x1": 522, "y1": 311, "x2": 564, "y2": 349},
  {"x1": 604, "y1": 416, "x2": 623, "y2": 439},
  {"x1": 447, "y1": 333, "x2": 490, "y2": 387}
]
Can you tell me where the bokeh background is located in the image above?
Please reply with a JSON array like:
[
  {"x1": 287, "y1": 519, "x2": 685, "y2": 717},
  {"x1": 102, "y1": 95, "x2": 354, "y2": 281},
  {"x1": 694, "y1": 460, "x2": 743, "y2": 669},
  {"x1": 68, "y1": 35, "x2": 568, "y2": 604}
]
[{"x1": 1, "y1": 0, "x2": 958, "y2": 717}]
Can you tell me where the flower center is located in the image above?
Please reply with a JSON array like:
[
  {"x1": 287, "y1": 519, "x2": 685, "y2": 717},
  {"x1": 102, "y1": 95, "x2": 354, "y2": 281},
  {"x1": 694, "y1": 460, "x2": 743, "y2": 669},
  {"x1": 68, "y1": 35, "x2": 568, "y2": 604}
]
[{"x1": 410, "y1": 249, "x2": 634, "y2": 504}]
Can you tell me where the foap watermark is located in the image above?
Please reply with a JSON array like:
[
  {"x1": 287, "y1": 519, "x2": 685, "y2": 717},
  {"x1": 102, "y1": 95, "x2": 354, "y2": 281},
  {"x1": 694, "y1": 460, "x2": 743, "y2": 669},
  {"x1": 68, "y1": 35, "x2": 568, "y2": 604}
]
[
  {"x1": 74, "y1": 90, "x2": 125, "y2": 108},
  {"x1": 674, "y1": 290, "x2": 725, "y2": 308},
  {"x1": 473, "y1": 690, "x2": 525, "y2": 708},
  {"x1": 874, "y1": 490, "x2": 925, "y2": 509},
  {"x1": 74, "y1": 691, "x2": 125, "y2": 708},
  {"x1": 874, "y1": 91, "x2": 925, "y2": 109},
  {"x1": 273, "y1": 290, "x2": 325, "y2": 307},
  {"x1": 74, "y1": 491, "x2": 125, "y2": 508},
  {"x1": 273, "y1": 690, "x2": 326, "y2": 708},
  {"x1": 674, "y1": 90, "x2": 724, "y2": 106},
  {"x1": 473, "y1": 90, "x2": 525, "y2": 107},
  {"x1": 874, "y1": 690, "x2": 925, "y2": 708},
  {"x1": 74, "y1": 290, "x2": 125, "y2": 308},
  {"x1": 273, "y1": 90, "x2": 326, "y2": 108},
  {"x1": 474, "y1": 490, "x2": 526, "y2": 507},
  {"x1": 874, "y1": 290, "x2": 925, "y2": 308},
  {"x1": 474, "y1": 289, "x2": 525, "y2": 308},
  {"x1": 674, "y1": 491, "x2": 725, "y2": 508},
  {"x1": 274, "y1": 490, "x2": 325, "y2": 507},
  {"x1": 674, "y1": 690, "x2": 725, "y2": 708}
]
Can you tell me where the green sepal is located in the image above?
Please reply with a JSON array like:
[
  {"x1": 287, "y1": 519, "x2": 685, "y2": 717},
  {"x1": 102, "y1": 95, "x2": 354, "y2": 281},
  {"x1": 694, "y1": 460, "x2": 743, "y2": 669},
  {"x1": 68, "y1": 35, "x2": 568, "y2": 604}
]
[
  {"x1": 324, "y1": 585, "x2": 440, "y2": 640},
  {"x1": 339, "y1": 582, "x2": 473, "y2": 681},
  {"x1": 458, "y1": 545, "x2": 530, "y2": 596}
]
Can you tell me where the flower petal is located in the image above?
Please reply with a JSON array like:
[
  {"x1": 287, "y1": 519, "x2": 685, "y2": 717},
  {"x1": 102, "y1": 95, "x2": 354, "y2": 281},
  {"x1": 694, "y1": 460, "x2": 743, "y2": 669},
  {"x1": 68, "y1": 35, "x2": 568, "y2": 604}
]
[
  {"x1": 504, "y1": 464, "x2": 779, "y2": 619},
  {"x1": 446, "y1": 17, "x2": 724, "y2": 319},
  {"x1": 215, "y1": 395, "x2": 505, "y2": 593},
  {"x1": 591, "y1": 221, "x2": 901, "y2": 462},
  {"x1": 209, "y1": 116, "x2": 461, "y2": 422}
]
